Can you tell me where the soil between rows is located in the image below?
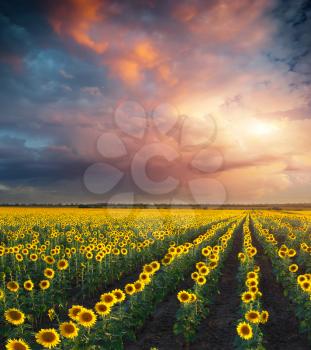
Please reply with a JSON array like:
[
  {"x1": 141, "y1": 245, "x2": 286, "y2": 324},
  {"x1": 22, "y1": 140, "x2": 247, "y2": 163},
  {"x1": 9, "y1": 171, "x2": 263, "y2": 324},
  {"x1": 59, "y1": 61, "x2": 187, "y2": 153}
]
[
  {"x1": 250, "y1": 219, "x2": 309, "y2": 350},
  {"x1": 190, "y1": 222, "x2": 242, "y2": 350}
]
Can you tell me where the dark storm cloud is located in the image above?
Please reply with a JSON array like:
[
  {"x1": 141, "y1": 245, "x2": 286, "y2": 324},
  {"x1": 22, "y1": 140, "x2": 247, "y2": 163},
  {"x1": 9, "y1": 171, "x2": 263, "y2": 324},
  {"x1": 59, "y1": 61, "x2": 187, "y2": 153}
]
[
  {"x1": 0, "y1": 134, "x2": 90, "y2": 183},
  {"x1": 269, "y1": 0, "x2": 311, "y2": 76}
]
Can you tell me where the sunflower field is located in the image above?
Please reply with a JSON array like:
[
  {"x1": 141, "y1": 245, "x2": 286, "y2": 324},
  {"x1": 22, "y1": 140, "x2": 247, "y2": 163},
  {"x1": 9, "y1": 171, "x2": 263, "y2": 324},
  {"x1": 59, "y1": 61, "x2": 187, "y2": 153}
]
[{"x1": 0, "y1": 207, "x2": 310, "y2": 350}]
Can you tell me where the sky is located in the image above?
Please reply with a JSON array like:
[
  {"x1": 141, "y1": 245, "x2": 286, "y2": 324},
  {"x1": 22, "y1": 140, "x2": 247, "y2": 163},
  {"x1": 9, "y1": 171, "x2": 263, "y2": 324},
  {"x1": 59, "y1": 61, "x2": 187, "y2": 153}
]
[{"x1": 0, "y1": 0, "x2": 310, "y2": 205}]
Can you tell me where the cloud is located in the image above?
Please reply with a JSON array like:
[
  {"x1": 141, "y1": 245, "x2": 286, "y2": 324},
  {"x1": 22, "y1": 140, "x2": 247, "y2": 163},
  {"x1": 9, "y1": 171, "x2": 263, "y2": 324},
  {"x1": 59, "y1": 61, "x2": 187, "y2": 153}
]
[
  {"x1": 0, "y1": 184, "x2": 10, "y2": 191},
  {"x1": 0, "y1": 0, "x2": 310, "y2": 203},
  {"x1": 47, "y1": 0, "x2": 108, "y2": 53}
]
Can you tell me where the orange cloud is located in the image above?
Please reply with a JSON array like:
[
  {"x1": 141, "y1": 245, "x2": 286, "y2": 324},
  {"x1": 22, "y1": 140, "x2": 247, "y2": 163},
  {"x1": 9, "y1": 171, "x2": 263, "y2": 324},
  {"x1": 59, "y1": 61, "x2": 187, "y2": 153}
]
[
  {"x1": 134, "y1": 40, "x2": 158, "y2": 67},
  {"x1": 49, "y1": 0, "x2": 108, "y2": 53},
  {"x1": 106, "y1": 39, "x2": 163, "y2": 85},
  {"x1": 157, "y1": 64, "x2": 178, "y2": 86},
  {"x1": 111, "y1": 59, "x2": 142, "y2": 84}
]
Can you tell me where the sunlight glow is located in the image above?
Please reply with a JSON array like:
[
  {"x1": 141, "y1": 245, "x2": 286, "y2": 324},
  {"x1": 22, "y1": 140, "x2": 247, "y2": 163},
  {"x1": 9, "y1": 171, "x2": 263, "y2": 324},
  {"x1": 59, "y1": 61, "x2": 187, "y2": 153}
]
[{"x1": 250, "y1": 119, "x2": 278, "y2": 136}]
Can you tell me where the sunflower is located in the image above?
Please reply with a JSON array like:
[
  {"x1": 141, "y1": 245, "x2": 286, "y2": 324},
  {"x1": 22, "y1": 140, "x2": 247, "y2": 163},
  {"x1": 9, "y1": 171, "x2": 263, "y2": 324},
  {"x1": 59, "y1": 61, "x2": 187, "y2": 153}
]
[
  {"x1": 300, "y1": 280, "x2": 311, "y2": 292},
  {"x1": 139, "y1": 272, "x2": 151, "y2": 285},
  {"x1": 39, "y1": 280, "x2": 50, "y2": 290},
  {"x1": 121, "y1": 248, "x2": 128, "y2": 255},
  {"x1": 44, "y1": 256, "x2": 55, "y2": 265},
  {"x1": 246, "y1": 278, "x2": 258, "y2": 288},
  {"x1": 209, "y1": 261, "x2": 218, "y2": 269},
  {"x1": 57, "y1": 259, "x2": 69, "y2": 270},
  {"x1": 59, "y1": 321, "x2": 79, "y2": 339},
  {"x1": 86, "y1": 252, "x2": 93, "y2": 259},
  {"x1": 196, "y1": 276, "x2": 206, "y2": 286},
  {"x1": 29, "y1": 253, "x2": 38, "y2": 261},
  {"x1": 15, "y1": 254, "x2": 23, "y2": 262},
  {"x1": 202, "y1": 247, "x2": 211, "y2": 257},
  {"x1": 247, "y1": 272, "x2": 257, "y2": 280},
  {"x1": 7, "y1": 281, "x2": 19, "y2": 292},
  {"x1": 5, "y1": 338, "x2": 30, "y2": 350},
  {"x1": 35, "y1": 328, "x2": 61, "y2": 348},
  {"x1": 288, "y1": 249, "x2": 296, "y2": 257},
  {"x1": 23, "y1": 280, "x2": 34, "y2": 291},
  {"x1": 112, "y1": 289, "x2": 126, "y2": 303},
  {"x1": 198, "y1": 266, "x2": 210, "y2": 276},
  {"x1": 100, "y1": 292, "x2": 117, "y2": 305},
  {"x1": 297, "y1": 275, "x2": 306, "y2": 284},
  {"x1": 254, "y1": 265, "x2": 260, "y2": 272},
  {"x1": 68, "y1": 305, "x2": 83, "y2": 321},
  {"x1": 4, "y1": 308, "x2": 25, "y2": 326},
  {"x1": 238, "y1": 252, "x2": 246, "y2": 262},
  {"x1": 95, "y1": 301, "x2": 111, "y2": 316},
  {"x1": 0, "y1": 288, "x2": 5, "y2": 300},
  {"x1": 241, "y1": 291, "x2": 255, "y2": 303},
  {"x1": 150, "y1": 261, "x2": 160, "y2": 272},
  {"x1": 237, "y1": 322, "x2": 253, "y2": 340},
  {"x1": 209, "y1": 253, "x2": 219, "y2": 262},
  {"x1": 44, "y1": 268, "x2": 55, "y2": 279},
  {"x1": 77, "y1": 308, "x2": 97, "y2": 328},
  {"x1": 134, "y1": 280, "x2": 145, "y2": 292},
  {"x1": 189, "y1": 293, "x2": 197, "y2": 302},
  {"x1": 289, "y1": 264, "x2": 298, "y2": 273},
  {"x1": 143, "y1": 264, "x2": 154, "y2": 274},
  {"x1": 177, "y1": 290, "x2": 191, "y2": 303},
  {"x1": 161, "y1": 256, "x2": 172, "y2": 266},
  {"x1": 196, "y1": 262, "x2": 205, "y2": 270},
  {"x1": 260, "y1": 310, "x2": 269, "y2": 324},
  {"x1": 249, "y1": 286, "x2": 259, "y2": 294},
  {"x1": 245, "y1": 310, "x2": 260, "y2": 324},
  {"x1": 191, "y1": 271, "x2": 199, "y2": 280},
  {"x1": 125, "y1": 283, "x2": 135, "y2": 295},
  {"x1": 249, "y1": 247, "x2": 257, "y2": 257}
]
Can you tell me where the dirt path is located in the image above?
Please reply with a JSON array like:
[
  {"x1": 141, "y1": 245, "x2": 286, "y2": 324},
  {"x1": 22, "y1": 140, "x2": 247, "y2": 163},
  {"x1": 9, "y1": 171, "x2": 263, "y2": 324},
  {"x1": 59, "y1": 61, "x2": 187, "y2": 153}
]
[
  {"x1": 250, "y1": 219, "x2": 309, "y2": 350},
  {"x1": 189, "y1": 224, "x2": 243, "y2": 350}
]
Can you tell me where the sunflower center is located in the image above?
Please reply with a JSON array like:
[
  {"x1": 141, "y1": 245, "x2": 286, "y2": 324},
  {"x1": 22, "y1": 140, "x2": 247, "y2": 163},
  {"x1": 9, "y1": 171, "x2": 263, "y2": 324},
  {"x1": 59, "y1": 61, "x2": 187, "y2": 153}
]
[
  {"x1": 64, "y1": 324, "x2": 75, "y2": 333},
  {"x1": 181, "y1": 293, "x2": 189, "y2": 301},
  {"x1": 104, "y1": 295, "x2": 113, "y2": 303},
  {"x1": 98, "y1": 304, "x2": 108, "y2": 312},
  {"x1": 42, "y1": 331, "x2": 56, "y2": 342},
  {"x1": 241, "y1": 325, "x2": 250, "y2": 335},
  {"x1": 12, "y1": 342, "x2": 27, "y2": 350},
  {"x1": 81, "y1": 312, "x2": 92, "y2": 322},
  {"x1": 9, "y1": 310, "x2": 22, "y2": 320},
  {"x1": 72, "y1": 309, "x2": 80, "y2": 316}
]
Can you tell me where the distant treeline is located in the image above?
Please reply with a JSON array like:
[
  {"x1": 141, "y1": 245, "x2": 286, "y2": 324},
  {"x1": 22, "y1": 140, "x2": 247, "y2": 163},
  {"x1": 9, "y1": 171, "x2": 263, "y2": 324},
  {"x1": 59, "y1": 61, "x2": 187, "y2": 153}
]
[{"x1": 1, "y1": 203, "x2": 311, "y2": 210}]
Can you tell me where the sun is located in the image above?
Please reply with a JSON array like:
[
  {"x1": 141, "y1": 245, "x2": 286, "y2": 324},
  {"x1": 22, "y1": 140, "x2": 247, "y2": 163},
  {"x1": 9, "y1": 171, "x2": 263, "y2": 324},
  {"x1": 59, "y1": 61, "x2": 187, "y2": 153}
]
[{"x1": 250, "y1": 119, "x2": 277, "y2": 136}]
